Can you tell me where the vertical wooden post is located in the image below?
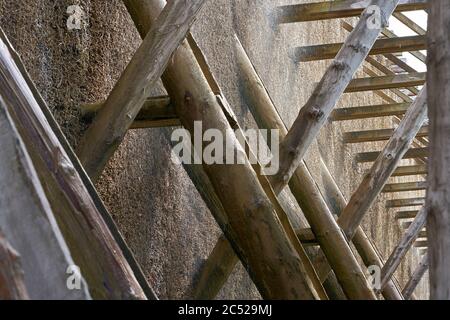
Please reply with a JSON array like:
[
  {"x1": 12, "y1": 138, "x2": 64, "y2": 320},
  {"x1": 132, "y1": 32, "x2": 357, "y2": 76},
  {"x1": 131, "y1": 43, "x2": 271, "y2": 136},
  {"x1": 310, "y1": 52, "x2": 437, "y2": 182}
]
[{"x1": 427, "y1": 0, "x2": 450, "y2": 300}]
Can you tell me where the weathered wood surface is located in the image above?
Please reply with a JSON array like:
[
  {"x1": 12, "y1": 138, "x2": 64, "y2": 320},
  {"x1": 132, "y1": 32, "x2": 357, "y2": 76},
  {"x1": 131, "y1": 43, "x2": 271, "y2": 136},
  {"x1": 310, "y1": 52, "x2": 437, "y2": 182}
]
[
  {"x1": 81, "y1": 96, "x2": 180, "y2": 129},
  {"x1": 403, "y1": 253, "x2": 429, "y2": 300},
  {"x1": 396, "y1": 210, "x2": 421, "y2": 220},
  {"x1": 124, "y1": 0, "x2": 323, "y2": 300},
  {"x1": 386, "y1": 197, "x2": 426, "y2": 208},
  {"x1": 344, "y1": 126, "x2": 428, "y2": 144},
  {"x1": 0, "y1": 29, "x2": 154, "y2": 300},
  {"x1": 382, "y1": 181, "x2": 427, "y2": 193},
  {"x1": 0, "y1": 232, "x2": 29, "y2": 300},
  {"x1": 427, "y1": 0, "x2": 450, "y2": 300},
  {"x1": 345, "y1": 72, "x2": 426, "y2": 93},
  {"x1": 380, "y1": 208, "x2": 427, "y2": 290},
  {"x1": 392, "y1": 165, "x2": 427, "y2": 177},
  {"x1": 269, "y1": 0, "x2": 401, "y2": 194},
  {"x1": 356, "y1": 147, "x2": 428, "y2": 163},
  {"x1": 338, "y1": 88, "x2": 427, "y2": 240},
  {"x1": 295, "y1": 35, "x2": 426, "y2": 62},
  {"x1": 331, "y1": 103, "x2": 410, "y2": 121},
  {"x1": 0, "y1": 94, "x2": 89, "y2": 299},
  {"x1": 276, "y1": 0, "x2": 427, "y2": 23},
  {"x1": 78, "y1": 0, "x2": 206, "y2": 180}
]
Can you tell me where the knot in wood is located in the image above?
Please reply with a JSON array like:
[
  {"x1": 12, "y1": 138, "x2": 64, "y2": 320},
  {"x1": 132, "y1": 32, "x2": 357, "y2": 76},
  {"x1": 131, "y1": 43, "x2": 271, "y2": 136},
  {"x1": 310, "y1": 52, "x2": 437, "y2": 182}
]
[{"x1": 309, "y1": 106, "x2": 324, "y2": 120}]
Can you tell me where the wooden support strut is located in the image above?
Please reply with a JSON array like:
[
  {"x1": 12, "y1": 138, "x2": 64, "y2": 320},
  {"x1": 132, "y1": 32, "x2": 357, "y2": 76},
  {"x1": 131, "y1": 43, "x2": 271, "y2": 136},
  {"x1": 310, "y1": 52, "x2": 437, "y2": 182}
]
[
  {"x1": 382, "y1": 181, "x2": 427, "y2": 193},
  {"x1": 338, "y1": 87, "x2": 427, "y2": 241},
  {"x1": 402, "y1": 253, "x2": 429, "y2": 300},
  {"x1": 331, "y1": 103, "x2": 411, "y2": 121},
  {"x1": 427, "y1": 0, "x2": 450, "y2": 300},
  {"x1": 275, "y1": 0, "x2": 427, "y2": 24},
  {"x1": 356, "y1": 147, "x2": 428, "y2": 163},
  {"x1": 0, "y1": 28, "x2": 154, "y2": 300},
  {"x1": 123, "y1": 0, "x2": 324, "y2": 300},
  {"x1": 269, "y1": 0, "x2": 402, "y2": 194},
  {"x1": 380, "y1": 208, "x2": 427, "y2": 291},
  {"x1": 77, "y1": 0, "x2": 207, "y2": 180},
  {"x1": 344, "y1": 126, "x2": 428, "y2": 144},
  {"x1": 392, "y1": 165, "x2": 428, "y2": 177},
  {"x1": 294, "y1": 35, "x2": 426, "y2": 62},
  {"x1": 344, "y1": 72, "x2": 426, "y2": 93},
  {"x1": 386, "y1": 197, "x2": 426, "y2": 208}
]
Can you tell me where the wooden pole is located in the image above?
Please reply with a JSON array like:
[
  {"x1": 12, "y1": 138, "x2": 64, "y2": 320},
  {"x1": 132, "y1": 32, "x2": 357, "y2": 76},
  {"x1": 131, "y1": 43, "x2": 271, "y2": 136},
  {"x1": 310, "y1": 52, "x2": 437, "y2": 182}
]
[
  {"x1": 380, "y1": 208, "x2": 427, "y2": 290},
  {"x1": 426, "y1": 0, "x2": 450, "y2": 300},
  {"x1": 338, "y1": 87, "x2": 427, "y2": 240},
  {"x1": 123, "y1": 0, "x2": 323, "y2": 300},
  {"x1": 269, "y1": 0, "x2": 401, "y2": 193},
  {"x1": 276, "y1": 0, "x2": 427, "y2": 23},
  {"x1": 0, "y1": 231, "x2": 29, "y2": 300},
  {"x1": 77, "y1": 0, "x2": 206, "y2": 180},
  {"x1": 0, "y1": 29, "x2": 153, "y2": 300},
  {"x1": 402, "y1": 253, "x2": 429, "y2": 300}
]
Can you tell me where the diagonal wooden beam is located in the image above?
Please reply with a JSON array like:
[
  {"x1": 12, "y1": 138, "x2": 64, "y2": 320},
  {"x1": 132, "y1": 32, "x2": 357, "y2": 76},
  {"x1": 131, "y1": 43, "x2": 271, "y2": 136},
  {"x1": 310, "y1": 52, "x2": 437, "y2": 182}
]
[
  {"x1": 77, "y1": 0, "x2": 206, "y2": 180},
  {"x1": 123, "y1": 0, "x2": 324, "y2": 300},
  {"x1": 382, "y1": 28, "x2": 426, "y2": 63},
  {"x1": 402, "y1": 252, "x2": 429, "y2": 300},
  {"x1": 234, "y1": 36, "x2": 402, "y2": 299},
  {"x1": 345, "y1": 72, "x2": 426, "y2": 93},
  {"x1": 276, "y1": 0, "x2": 427, "y2": 23},
  {"x1": 0, "y1": 28, "x2": 154, "y2": 300},
  {"x1": 380, "y1": 208, "x2": 427, "y2": 290},
  {"x1": 331, "y1": 103, "x2": 411, "y2": 121},
  {"x1": 338, "y1": 87, "x2": 427, "y2": 240},
  {"x1": 270, "y1": 0, "x2": 402, "y2": 194},
  {"x1": 356, "y1": 147, "x2": 428, "y2": 163},
  {"x1": 344, "y1": 126, "x2": 428, "y2": 144},
  {"x1": 392, "y1": 12, "x2": 426, "y2": 36},
  {"x1": 427, "y1": 0, "x2": 450, "y2": 300},
  {"x1": 295, "y1": 35, "x2": 426, "y2": 62}
]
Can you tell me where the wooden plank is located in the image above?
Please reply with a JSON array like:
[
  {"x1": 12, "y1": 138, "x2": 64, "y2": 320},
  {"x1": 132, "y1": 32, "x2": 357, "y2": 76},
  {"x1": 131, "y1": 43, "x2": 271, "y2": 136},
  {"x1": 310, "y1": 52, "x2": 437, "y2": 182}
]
[
  {"x1": 0, "y1": 96, "x2": 89, "y2": 299},
  {"x1": 345, "y1": 72, "x2": 426, "y2": 93},
  {"x1": 77, "y1": 0, "x2": 206, "y2": 180},
  {"x1": 276, "y1": 0, "x2": 427, "y2": 23},
  {"x1": 344, "y1": 126, "x2": 428, "y2": 144},
  {"x1": 380, "y1": 208, "x2": 427, "y2": 290},
  {"x1": 331, "y1": 103, "x2": 410, "y2": 121},
  {"x1": 382, "y1": 28, "x2": 426, "y2": 63},
  {"x1": 414, "y1": 240, "x2": 428, "y2": 248},
  {"x1": 270, "y1": 0, "x2": 402, "y2": 194},
  {"x1": 0, "y1": 28, "x2": 153, "y2": 300},
  {"x1": 338, "y1": 87, "x2": 427, "y2": 240},
  {"x1": 124, "y1": 0, "x2": 324, "y2": 300},
  {"x1": 427, "y1": 0, "x2": 450, "y2": 300},
  {"x1": 396, "y1": 210, "x2": 421, "y2": 219},
  {"x1": 0, "y1": 231, "x2": 29, "y2": 300},
  {"x1": 386, "y1": 197, "x2": 426, "y2": 208},
  {"x1": 392, "y1": 165, "x2": 428, "y2": 177},
  {"x1": 295, "y1": 35, "x2": 426, "y2": 62},
  {"x1": 403, "y1": 253, "x2": 429, "y2": 300},
  {"x1": 81, "y1": 96, "x2": 180, "y2": 129},
  {"x1": 382, "y1": 181, "x2": 427, "y2": 193},
  {"x1": 356, "y1": 147, "x2": 428, "y2": 163}
]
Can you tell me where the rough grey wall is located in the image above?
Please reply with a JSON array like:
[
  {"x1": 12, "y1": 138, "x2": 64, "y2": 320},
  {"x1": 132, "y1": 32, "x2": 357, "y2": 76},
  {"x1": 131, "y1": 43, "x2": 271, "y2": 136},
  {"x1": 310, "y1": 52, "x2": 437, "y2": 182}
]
[{"x1": 0, "y1": 0, "x2": 428, "y2": 299}]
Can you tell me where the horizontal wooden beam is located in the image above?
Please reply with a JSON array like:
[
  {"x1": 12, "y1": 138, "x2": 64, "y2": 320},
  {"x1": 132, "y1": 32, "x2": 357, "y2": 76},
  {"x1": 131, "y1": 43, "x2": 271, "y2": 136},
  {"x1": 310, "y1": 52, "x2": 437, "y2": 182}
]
[
  {"x1": 382, "y1": 181, "x2": 427, "y2": 193},
  {"x1": 345, "y1": 72, "x2": 426, "y2": 93},
  {"x1": 81, "y1": 96, "x2": 180, "y2": 129},
  {"x1": 386, "y1": 197, "x2": 426, "y2": 208},
  {"x1": 391, "y1": 165, "x2": 428, "y2": 177},
  {"x1": 295, "y1": 35, "x2": 426, "y2": 62},
  {"x1": 396, "y1": 210, "x2": 421, "y2": 220},
  {"x1": 414, "y1": 240, "x2": 428, "y2": 248},
  {"x1": 344, "y1": 126, "x2": 428, "y2": 143},
  {"x1": 356, "y1": 147, "x2": 428, "y2": 163},
  {"x1": 331, "y1": 103, "x2": 410, "y2": 121},
  {"x1": 276, "y1": 0, "x2": 427, "y2": 23}
]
